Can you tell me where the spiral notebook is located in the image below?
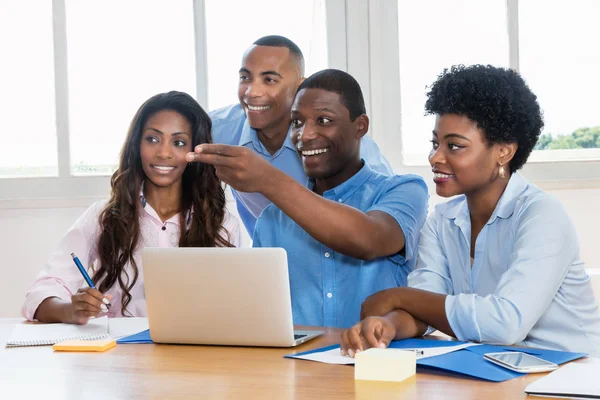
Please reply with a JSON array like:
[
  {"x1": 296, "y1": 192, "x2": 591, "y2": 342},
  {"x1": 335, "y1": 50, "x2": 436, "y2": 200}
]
[{"x1": 5, "y1": 317, "x2": 109, "y2": 347}]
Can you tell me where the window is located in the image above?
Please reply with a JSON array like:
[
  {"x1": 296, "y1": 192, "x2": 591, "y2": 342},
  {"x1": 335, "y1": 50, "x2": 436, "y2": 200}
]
[
  {"x1": 1, "y1": 0, "x2": 341, "y2": 202},
  {"x1": 204, "y1": 0, "x2": 328, "y2": 110},
  {"x1": 397, "y1": 0, "x2": 509, "y2": 165},
  {"x1": 65, "y1": 0, "x2": 197, "y2": 175},
  {"x1": 519, "y1": 0, "x2": 600, "y2": 161},
  {"x1": 3, "y1": 0, "x2": 597, "y2": 203},
  {"x1": 0, "y1": 1, "x2": 57, "y2": 178},
  {"x1": 395, "y1": 0, "x2": 600, "y2": 166}
]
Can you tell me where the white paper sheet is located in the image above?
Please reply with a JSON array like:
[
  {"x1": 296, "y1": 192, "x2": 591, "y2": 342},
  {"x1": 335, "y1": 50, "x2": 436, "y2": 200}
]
[
  {"x1": 108, "y1": 317, "x2": 149, "y2": 339},
  {"x1": 525, "y1": 358, "x2": 600, "y2": 399},
  {"x1": 293, "y1": 342, "x2": 481, "y2": 365}
]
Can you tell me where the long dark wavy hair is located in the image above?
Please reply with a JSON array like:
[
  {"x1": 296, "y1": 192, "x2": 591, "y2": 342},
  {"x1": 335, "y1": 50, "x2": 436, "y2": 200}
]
[{"x1": 93, "y1": 91, "x2": 233, "y2": 315}]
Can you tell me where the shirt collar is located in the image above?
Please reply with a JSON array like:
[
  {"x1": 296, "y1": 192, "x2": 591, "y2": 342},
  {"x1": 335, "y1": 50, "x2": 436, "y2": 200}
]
[
  {"x1": 311, "y1": 160, "x2": 372, "y2": 201},
  {"x1": 239, "y1": 119, "x2": 256, "y2": 147},
  {"x1": 240, "y1": 118, "x2": 297, "y2": 156},
  {"x1": 139, "y1": 180, "x2": 193, "y2": 229},
  {"x1": 441, "y1": 172, "x2": 529, "y2": 224},
  {"x1": 487, "y1": 171, "x2": 529, "y2": 223}
]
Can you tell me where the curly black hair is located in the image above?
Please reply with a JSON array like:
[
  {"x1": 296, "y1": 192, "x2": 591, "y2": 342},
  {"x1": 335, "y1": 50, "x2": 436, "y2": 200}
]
[{"x1": 424, "y1": 64, "x2": 544, "y2": 172}]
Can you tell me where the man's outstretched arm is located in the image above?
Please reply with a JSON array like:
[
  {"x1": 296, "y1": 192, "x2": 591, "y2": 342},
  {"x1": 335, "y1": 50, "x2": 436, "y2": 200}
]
[{"x1": 187, "y1": 144, "x2": 426, "y2": 260}]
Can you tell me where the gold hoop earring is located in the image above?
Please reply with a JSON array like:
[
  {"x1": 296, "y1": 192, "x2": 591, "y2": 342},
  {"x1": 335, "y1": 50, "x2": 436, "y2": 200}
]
[{"x1": 499, "y1": 164, "x2": 506, "y2": 179}]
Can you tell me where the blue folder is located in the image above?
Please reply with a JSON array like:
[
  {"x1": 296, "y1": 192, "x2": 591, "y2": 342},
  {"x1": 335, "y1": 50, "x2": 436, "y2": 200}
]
[
  {"x1": 287, "y1": 338, "x2": 587, "y2": 382},
  {"x1": 116, "y1": 329, "x2": 154, "y2": 344}
]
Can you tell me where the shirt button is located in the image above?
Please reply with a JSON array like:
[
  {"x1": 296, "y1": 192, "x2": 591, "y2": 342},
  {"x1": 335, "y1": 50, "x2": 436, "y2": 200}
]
[
  {"x1": 327, "y1": 292, "x2": 333, "y2": 299},
  {"x1": 338, "y1": 199, "x2": 343, "y2": 203},
  {"x1": 324, "y1": 252, "x2": 331, "y2": 258},
  {"x1": 161, "y1": 226, "x2": 166, "y2": 231}
]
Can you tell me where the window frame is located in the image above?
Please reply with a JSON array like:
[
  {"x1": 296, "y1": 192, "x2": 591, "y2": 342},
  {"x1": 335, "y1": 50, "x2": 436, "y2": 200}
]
[
  {"x1": 0, "y1": 0, "x2": 348, "y2": 207},
  {"x1": 2, "y1": 0, "x2": 598, "y2": 210},
  {"x1": 367, "y1": 0, "x2": 600, "y2": 190}
]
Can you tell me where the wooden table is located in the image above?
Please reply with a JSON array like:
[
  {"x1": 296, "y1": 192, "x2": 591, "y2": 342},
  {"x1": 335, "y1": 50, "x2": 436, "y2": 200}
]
[{"x1": 0, "y1": 319, "x2": 558, "y2": 399}]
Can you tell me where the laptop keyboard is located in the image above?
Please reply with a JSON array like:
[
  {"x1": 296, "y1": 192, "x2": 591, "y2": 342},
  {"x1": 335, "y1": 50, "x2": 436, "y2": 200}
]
[{"x1": 294, "y1": 334, "x2": 308, "y2": 340}]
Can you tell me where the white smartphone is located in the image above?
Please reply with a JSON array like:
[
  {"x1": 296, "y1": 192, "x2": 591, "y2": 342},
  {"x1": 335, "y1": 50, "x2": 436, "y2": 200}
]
[{"x1": 483, "y1": 351, "x2": 559, "y2": 373}]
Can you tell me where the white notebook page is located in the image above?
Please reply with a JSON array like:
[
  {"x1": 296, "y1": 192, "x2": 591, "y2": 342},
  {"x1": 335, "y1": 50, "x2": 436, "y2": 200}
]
[{"x1": 5, "y1": 316, "x2": 109, "y2": 347}]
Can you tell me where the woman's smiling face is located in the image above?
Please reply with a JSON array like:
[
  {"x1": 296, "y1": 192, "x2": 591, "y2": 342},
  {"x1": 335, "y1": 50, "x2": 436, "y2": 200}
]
[
  {"x1": 139, "y1": 110, "x2": 192, "y2": 189},
  {"x1": 429, "y1": 113, "x2": 506, "y2": 198}
]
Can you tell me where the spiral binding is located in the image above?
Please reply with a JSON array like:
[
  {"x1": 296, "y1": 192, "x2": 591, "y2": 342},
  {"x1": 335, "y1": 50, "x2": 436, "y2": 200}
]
[{"x1": 5, "y1": 333, "x2": 110, "y2": 347}]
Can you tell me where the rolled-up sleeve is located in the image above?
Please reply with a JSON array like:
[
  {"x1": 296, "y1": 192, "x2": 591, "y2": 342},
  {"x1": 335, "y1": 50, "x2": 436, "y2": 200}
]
[
  {"x1": 367, "y1": 176, "x2": 428, "y2": 267},
  {"x1": 445, "y1": 197, "x2": 578, "y2": 344},
  {"x1": 21, "y1": 201, "x2": 105, "y2": 320}
]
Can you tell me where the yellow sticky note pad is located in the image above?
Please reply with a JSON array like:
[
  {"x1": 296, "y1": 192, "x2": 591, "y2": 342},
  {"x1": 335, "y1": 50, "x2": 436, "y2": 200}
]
[
  {"x1": 53, "y1": 339, "x2": 116, "y2": 352},
  {"x1": 354, "y1": 348, "x2": 416, "y2": 382}
]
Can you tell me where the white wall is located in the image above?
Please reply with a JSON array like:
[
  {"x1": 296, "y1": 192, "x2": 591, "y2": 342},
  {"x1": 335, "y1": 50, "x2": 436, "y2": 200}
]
[
  {"x1": 1, "y1": 188, "x2": 599, "y2": 318},
  {"x1": 1, "y1": 206, "x2": 89, "y2": 318}
]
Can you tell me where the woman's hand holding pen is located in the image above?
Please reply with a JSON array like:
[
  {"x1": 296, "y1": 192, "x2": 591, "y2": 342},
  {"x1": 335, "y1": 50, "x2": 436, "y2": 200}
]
[
  {"x1": 69, "y1": 288, "x2": 112, "y2": 325},
  {"x1": 68, "y1": 252, "x2": 113, "y2": 324}
]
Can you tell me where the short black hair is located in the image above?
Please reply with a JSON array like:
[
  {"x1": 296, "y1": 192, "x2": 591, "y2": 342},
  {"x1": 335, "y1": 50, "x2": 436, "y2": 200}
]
[
  {"x1": 297, "y1": 69, "x2": 366, "y2": 121},
  {"x1": 425, "y1": 64, "x2": 544, "y2": 172},
  {"x1": 253, "y1": 35, "x2": 305, "y2": 76}
]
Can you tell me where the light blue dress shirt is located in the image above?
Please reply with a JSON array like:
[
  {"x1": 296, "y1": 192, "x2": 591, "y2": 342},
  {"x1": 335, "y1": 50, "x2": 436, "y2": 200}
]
[
  {"x1": 409, "y1": 172, "x2": 600, "y2": 356},
  {"x1": 253, "y1": 163, "x2": 428, "y2": 328},
  {"x1": 209, "y1": 104, "x2": 394, "y2": 235}
]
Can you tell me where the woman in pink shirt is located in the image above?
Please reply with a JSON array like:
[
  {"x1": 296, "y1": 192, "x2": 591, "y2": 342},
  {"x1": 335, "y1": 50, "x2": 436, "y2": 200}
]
[{"x1": 22, "y1": 91, "x2": 240, "y2": 324}]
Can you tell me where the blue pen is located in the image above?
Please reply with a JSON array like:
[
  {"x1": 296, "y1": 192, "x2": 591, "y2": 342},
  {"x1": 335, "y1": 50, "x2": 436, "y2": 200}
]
[{"x1": 71, "y1": 252, "x2": 111, "y2": 309}]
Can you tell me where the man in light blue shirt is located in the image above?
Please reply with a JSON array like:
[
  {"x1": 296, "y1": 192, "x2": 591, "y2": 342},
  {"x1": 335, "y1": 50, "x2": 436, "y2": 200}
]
[
  {"x1": 188, "y1": 69, "x2": 428, "y2": 328},
  {"x1": 209, "y1": 35, "x2": 393, "y2": 235}
]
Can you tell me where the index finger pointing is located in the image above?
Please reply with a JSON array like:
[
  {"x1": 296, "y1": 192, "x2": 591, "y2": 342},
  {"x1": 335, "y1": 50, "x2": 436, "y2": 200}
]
[
  {"x1": 185, "y1": 152, "x2": 236, "y2": 167},
  {"x1": 193, "y1": 143, "x2": 237, "y2": 156}
]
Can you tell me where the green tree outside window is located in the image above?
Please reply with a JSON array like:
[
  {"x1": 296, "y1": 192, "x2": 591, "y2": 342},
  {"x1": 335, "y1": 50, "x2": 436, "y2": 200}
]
[{"x1": 535, "y1": 126, "x2": 600, "y2": 150}]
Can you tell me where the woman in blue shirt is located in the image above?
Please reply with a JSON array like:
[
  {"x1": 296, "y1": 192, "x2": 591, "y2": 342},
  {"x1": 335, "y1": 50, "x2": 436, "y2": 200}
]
[{"x1": 340, "y1": 64, "x2": 600, "y2": 356}]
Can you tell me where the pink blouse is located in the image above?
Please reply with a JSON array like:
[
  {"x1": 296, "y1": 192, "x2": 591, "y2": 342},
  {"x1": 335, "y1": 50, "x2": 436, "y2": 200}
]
[{"x1": 22, "y1": 198, "x2": 240, "y2": 320}]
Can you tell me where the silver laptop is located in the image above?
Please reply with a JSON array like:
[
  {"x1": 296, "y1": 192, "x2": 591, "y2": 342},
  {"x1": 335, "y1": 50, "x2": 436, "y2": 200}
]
[{"x1": 142, "y1": 247, "x2": 323, "y2": 347}]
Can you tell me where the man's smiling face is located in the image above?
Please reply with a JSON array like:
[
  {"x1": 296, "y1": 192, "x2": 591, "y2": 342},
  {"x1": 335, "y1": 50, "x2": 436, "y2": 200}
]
[
  {"x1": 238, "y1": 45, "x2": 302, "y2": 133},
  {"x1": 291, "y1": 88, "x2": 364, "y2": 184}
]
